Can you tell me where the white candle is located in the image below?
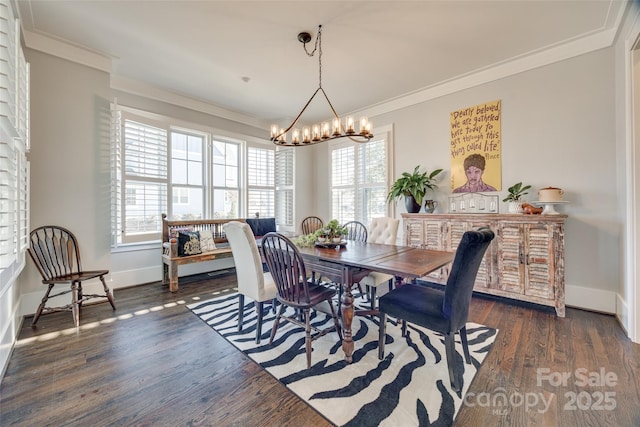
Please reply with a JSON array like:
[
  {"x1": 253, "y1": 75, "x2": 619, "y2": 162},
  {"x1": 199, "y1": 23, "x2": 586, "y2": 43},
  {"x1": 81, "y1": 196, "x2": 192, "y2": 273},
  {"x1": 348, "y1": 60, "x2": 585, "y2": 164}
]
[
  {"x1": 359, "y1": 117, "x2": 368, "y2": 135},
  {"x1": 321, "y1": 122, "x2": 330, "y2": 139},
  {"x1": 333, "y1": 118, "x2": 341, "y2": 135},
  {"x1": 346, "y1": 116, "x2": 355, "y2": 133},
  {"x1": 312, "y1": 124, "x2": 320, "y2": 141}
]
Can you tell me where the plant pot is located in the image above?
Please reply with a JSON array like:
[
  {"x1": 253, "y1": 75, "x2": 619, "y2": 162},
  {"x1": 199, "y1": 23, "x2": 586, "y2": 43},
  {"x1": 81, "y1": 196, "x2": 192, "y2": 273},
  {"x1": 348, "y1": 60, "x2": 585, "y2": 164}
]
[
  {"x1": 332, "y1": 237, "x2": 342, "y2": 243},
  {"x1": 405, "y1": 195, "x2": 421, "y2": 213},
  {"x1": 508, "y1": 201, "x2": 523, "y2": 214}
]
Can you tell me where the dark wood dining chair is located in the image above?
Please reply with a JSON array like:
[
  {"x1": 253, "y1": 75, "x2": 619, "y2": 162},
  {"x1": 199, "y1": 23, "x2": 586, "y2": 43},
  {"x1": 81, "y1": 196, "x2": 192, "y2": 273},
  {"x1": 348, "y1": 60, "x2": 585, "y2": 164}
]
[
  {"x1": 377, "y1": 227, "x2": 495, "y2": 392},
  {"x1": 301, "y1": 216, "x2": 324, "y2": 235},
  {"x1": 343, "y1": 220, "x2": 368, "y2": 242},
  {"x1": 27, "y1": 225, "x2": 116, "y2": 327},
  {"x1": 261, "y1": 232, "x2": 342, "y2": 369}
]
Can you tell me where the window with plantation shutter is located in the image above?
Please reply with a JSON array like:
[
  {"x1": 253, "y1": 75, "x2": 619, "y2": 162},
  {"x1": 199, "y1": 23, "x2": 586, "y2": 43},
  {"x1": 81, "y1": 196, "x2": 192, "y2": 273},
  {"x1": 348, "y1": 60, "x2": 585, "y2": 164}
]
[
  {"x1": 211, "y1": 138, "x2": 240, "y2": 219},
  {"x1": 111, "y1": 106, "x2": 292, "y2": 246},
  {"x1": 247, "y1": 145, "x2": 274, "y2": 218},
  {"x1": 121, "y1": 116, "x2": 168, "y2": 243},
  {"x1": 0, "y1": 1, "x2": 29, "y2": 283},
  {"x1": 330, "y1": 126, "x2": 392, "y2": 225},
  {"x1": 275, "y1": 148, "x2": 294, "y2": 228},
  {"x1": 18, "y1": 151, "x2": 28, "y2": 252},
  {"x1": 0, "y1": 135, "x2": 16, "y2": 269}
]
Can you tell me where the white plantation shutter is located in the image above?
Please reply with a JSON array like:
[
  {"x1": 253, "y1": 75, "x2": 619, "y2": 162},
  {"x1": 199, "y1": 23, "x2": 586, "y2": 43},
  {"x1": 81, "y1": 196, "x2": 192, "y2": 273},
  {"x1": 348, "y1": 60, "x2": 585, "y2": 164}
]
[
  {"x1": 0, "y1": 1, "x2": 29, "y2": 283},
  {"x1": 247, "y1": 145, "x2": 275, "y2": 217},
  {"x1": 121, "y1": 117, "x2": 168, "y2": 243},
  {"x1": 17, "y1": 149, "x2": 27, "y2": 251},
  {"x1": 275, "y1": 148, "x2": 294, "y2": 227},
  {"x1": 330, "y1": 129, "x2": 390, "y2": 225},
  {"x1": 0, "y1": 134, "x2": 15, "y2": 268}
]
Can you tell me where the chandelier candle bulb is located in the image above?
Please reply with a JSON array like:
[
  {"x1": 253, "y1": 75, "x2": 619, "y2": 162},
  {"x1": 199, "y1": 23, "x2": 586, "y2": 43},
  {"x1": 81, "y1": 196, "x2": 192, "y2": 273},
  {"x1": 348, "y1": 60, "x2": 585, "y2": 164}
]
[
  {"x1": 360, "y1": 117, "x2": 369, "y2": 134},
  {"x1": 312, "y1": 124, "x2": 321, "y2": 141},
  {"x1": 332, "y1": 118, "x2": 341, "y2": 136},
  {"x1": 321, "y1": 122, "x2": 330, "y2": 139},
  {"x1": 279, "y1": 129, "x2": 286, "y2": 143},
  {"x1": 292, "y1": 129, "x2": 300, "y2": 144},
  {"x1": 302, "y1": 126, "x2": 311, "y2": 143},
  {"x1": 346, "y1": 116, "x2": 355, "y2": 133}
]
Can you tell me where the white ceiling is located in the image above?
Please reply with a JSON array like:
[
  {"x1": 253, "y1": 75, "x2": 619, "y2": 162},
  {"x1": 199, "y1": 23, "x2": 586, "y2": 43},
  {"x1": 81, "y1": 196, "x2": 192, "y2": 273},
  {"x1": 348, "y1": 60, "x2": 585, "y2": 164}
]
[{"x1": 16, "y1": 0, "x2": 629, "y2": 126}]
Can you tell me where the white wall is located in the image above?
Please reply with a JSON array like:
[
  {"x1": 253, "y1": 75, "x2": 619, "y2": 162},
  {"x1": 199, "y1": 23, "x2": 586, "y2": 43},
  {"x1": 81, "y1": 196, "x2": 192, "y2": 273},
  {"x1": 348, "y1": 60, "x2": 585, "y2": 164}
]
[{"x1": 314, "y1": 48, "x2": 620, "y2": 314}]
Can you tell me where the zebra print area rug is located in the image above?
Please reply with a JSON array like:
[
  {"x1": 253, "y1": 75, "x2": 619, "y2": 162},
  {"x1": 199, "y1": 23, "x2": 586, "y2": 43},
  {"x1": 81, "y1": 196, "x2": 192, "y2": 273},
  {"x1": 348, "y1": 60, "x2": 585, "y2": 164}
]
[{"x1": 187, "y1": 290, "x2": 497, "y2": 426}]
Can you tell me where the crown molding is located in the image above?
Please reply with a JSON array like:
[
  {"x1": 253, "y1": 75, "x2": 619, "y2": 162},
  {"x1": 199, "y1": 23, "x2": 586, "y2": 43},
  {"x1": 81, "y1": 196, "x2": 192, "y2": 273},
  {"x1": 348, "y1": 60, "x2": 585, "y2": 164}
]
[
  {"x1": 22, "y1": 29, "x2": 112, "y2": 73},
  {"x1": 110, "y1": 75, "x2": 269, "y2": 129},
  {"x1": 355, "y1": 27, "x2": 618, "y2": 120}
]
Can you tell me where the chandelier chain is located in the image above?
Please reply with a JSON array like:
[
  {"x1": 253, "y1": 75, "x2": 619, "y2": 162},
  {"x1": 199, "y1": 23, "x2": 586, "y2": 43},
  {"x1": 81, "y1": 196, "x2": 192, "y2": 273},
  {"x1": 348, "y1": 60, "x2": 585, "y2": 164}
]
[{"x1": 302, "y1": 25, "x2": 323, "y2": 89}]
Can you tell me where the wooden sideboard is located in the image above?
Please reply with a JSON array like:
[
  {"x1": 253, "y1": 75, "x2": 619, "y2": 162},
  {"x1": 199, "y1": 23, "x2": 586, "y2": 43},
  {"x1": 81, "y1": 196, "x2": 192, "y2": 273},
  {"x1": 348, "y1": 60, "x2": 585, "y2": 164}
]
[{"x1": 401, "y1": 213, "x2": 567, "y2": 317}]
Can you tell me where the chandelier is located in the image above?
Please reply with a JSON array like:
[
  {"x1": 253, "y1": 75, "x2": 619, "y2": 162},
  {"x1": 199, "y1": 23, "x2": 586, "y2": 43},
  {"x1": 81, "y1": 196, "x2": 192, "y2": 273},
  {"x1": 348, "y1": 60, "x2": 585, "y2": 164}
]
[{"x1": 270, "y1": 25, "x2": 373, "y2": 146}]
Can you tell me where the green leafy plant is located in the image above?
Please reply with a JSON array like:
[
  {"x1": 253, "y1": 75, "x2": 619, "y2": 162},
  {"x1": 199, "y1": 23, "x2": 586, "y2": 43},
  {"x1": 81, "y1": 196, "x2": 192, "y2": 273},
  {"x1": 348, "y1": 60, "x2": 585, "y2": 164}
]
[
  {"x1": 293, "y1": 233, "x2": 318, "y2": 247},
  {"x1": 503, "y1": 182, "x2": 532, "y2": 202},
  {"x1": 386, "y1": 165, "x2": 443, "y2": 205},
  {"x1": 322, "y1": 219, "x2": 348, "y2": 240}
]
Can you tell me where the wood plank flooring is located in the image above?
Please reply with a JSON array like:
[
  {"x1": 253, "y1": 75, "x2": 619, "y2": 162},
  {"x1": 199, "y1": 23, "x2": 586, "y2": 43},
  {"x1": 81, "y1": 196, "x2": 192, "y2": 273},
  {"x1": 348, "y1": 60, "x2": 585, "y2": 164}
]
[{"x1": 1, "y1": 272, "x2": 639, "y2": 426}]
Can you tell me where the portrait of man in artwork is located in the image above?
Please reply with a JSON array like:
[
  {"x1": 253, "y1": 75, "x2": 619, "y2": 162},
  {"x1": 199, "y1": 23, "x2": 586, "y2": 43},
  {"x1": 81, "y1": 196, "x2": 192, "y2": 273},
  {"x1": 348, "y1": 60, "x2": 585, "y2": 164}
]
[{"x1": 453, "y1": 153, "x2": 497, "y2": 193}]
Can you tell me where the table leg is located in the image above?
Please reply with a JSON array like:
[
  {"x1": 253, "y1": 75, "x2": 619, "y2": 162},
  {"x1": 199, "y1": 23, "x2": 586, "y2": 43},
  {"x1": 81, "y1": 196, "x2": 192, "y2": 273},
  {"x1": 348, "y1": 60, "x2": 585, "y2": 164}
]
[
  {"x1": 340, "y1": 286, "x2": 354, "y2": 362},
  {"x1": 340, "y1": 267, "x2": 355, "y2": 363}
]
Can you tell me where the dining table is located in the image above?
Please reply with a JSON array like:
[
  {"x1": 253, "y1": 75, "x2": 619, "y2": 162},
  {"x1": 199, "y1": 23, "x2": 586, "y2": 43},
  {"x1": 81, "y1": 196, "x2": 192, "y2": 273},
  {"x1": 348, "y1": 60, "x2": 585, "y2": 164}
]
[{"x1": 295, "y1": 239, "x2": 455, "y2": 363}]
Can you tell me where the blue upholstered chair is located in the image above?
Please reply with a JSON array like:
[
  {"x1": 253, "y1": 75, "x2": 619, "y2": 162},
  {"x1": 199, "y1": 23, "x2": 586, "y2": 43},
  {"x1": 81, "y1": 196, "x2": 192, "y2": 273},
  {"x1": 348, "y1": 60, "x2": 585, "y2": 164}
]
[{"x1": 377, "y1": 227, "x2": 495, "y2": 392}]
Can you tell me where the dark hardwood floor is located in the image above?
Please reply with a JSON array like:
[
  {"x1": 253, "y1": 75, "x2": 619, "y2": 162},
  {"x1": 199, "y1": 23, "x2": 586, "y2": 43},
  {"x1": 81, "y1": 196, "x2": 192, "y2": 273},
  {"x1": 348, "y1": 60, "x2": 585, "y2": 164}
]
[{"x1": 1, "y1": 272, "x2": 639, "y2": 426}]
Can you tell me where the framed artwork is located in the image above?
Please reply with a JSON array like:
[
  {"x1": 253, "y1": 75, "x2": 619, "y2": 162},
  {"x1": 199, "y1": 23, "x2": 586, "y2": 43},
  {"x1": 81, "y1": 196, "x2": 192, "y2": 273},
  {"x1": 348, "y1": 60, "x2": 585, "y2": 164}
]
[{"x1": 450, "y1": 100, "x2": 502, "y2": 193}]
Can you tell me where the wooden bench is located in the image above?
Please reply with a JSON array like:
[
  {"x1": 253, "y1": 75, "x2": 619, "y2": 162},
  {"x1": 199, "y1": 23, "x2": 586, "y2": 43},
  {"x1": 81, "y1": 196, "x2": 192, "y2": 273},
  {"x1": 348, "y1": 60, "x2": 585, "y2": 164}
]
[
  {"x1": 161, "y1": 214, "x2": 277, "y2": 292},
  {"x1": 161, "y1": 214, "x2": 245, "y2": 292}
]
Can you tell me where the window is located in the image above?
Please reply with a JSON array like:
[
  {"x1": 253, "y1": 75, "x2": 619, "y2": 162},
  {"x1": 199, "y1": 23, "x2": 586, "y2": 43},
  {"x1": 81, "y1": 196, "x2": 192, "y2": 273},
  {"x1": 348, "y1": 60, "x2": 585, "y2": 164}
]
[
  {"x1": 171, "y1": 130, "x2": 204, "y2": 219},
  {"x1": 120, "y1": 116, "x2": 168, "y2": 244},
  {"x1": 112, "y1": 107, "x2": 288, "y2": 246},
  {"x1": 211, "y1": 138, "x2": 240, "y2": 219},
  {"x1": 275, "y1": 148, "x2": 294, "y2": 228},
  {"x1": 247, "y1": 145, "x2": 274, "y2": 217},
  {"x1": 0, "y1": 3, "x2": 30, "y2": 285},
  {"x1": 330, "y1": 126, "x2": 392, "y2": 226}
]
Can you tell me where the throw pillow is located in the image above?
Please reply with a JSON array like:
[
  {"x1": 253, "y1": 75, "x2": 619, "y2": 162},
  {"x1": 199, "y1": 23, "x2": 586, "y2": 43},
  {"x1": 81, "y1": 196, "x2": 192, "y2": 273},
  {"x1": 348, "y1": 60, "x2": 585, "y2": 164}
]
[
  {"x1": 177, "y1": 231, "x2": 201, "y2": 256},
  {"x1": 199, "y1": 229, "x2": 217, "y2": 252},
  {"x1": 170, "y1": 226, "x2": 193, "y2": 239}
]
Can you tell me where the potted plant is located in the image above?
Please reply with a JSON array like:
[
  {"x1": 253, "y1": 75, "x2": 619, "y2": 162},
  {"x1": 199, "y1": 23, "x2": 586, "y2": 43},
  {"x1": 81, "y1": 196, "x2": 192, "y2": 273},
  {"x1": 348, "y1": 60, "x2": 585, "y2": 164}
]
[
  {"x1": 322, "y1": 219, "x2": 348, "y2": 242},
  {"x1": 387, "y1": 165, "x2": 443, "y2": 213},
  {"x1": 503, "y1": 182, "x2": 532, "y2": 213}
]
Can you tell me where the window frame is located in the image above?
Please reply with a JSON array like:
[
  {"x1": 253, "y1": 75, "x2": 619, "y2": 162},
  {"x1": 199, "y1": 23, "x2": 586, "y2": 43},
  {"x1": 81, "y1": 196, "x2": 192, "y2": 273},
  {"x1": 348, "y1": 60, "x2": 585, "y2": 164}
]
[
  {"x1": 329, "y1": 124, "x2": 394, "y2": 226},
  {"x1": 111, "y1": 106, "x2": 291, "y2": 247}
]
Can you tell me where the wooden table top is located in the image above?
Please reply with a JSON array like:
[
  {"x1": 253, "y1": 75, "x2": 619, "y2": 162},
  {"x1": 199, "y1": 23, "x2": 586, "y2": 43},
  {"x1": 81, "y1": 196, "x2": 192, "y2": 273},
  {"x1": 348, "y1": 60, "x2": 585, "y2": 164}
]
[{"x1": 296, "y1": 239, "x2": 454, "y2": 279}]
